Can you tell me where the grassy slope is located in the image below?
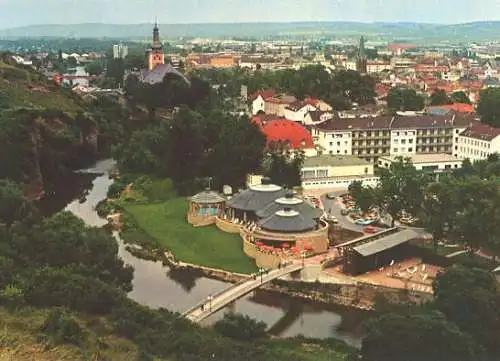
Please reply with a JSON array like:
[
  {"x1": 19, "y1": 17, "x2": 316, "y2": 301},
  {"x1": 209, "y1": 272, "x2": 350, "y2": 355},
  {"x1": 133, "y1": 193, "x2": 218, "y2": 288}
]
[
  {"x1": 0, "y1": 59, "x2": 84, "y2": 115},
  {"x1": 124, "y1": 198, "x2": 258, "y2": 274},
  {"x1": 0, "y1": 307, "x2": 142, "y2": 361}
]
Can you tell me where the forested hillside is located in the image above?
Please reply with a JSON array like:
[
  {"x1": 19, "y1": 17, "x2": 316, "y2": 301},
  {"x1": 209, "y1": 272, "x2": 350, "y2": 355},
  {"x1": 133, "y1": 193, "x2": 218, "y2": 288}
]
[{"x1": 0, "y1": 53, "x2": 123, "y2": 198}]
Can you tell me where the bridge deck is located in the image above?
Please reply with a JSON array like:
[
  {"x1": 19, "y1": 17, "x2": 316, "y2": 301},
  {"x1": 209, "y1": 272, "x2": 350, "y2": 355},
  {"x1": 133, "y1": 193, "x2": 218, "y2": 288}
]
[{"x1": 183, "y1": 263, "x2": 303, "y2": 323}]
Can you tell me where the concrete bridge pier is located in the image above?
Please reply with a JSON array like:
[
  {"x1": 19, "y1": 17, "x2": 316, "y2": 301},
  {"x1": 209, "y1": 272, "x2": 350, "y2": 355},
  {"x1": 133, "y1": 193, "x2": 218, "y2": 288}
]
[{"x1": 300, "y1": 264, "x2": 322, "y2": 282}]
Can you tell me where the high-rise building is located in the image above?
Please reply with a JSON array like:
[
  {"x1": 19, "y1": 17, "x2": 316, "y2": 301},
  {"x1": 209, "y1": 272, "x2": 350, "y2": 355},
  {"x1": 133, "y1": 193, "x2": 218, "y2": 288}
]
[
  {"x1": 113, "y1": 44, "x2": 128, "y2": 59},
  {"x1": 356, "y1": 36, "x2": 368, "y2": 74},
  {"x1": 147, "y1": 20, "x2": 165, "y2": 70}
]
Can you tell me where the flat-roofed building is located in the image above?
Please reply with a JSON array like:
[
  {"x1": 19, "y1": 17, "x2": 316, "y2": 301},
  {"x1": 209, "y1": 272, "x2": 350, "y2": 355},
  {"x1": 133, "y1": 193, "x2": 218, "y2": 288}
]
[
  {"x1": 301, "y1": 155, "x2": 379, "y2": 190},
  {"x1": 378, "y1": 153, "x2": 463, "y2": 173}
]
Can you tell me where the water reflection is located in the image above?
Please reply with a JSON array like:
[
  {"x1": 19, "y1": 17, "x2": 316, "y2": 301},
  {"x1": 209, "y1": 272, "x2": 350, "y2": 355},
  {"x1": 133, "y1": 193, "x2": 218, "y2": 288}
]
[{"x1": 41, "y1": 159, "x2": 367, "y2": 345}]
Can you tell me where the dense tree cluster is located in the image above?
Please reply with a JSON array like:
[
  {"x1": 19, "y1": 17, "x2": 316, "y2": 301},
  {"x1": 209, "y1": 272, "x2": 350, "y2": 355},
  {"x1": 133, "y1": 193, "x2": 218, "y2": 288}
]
[
  {"x1": 477, "y1": 87, "x2": 500, "y2": 127},
  {"x1": 113, "y1": 106, "x2": 267, "y2": 194},
  {"x1": 386, "y1": 87, "x2": 425, "y2": 111},
  {"x1": 349, "y1": 156, "x2": 500, "y2": 256},
  {"x1": 195, "y1": 65, "x2": 376, "y2": 109},
  {"x1": 363, "y1": 266, "x2": 500, "y2": 361}
]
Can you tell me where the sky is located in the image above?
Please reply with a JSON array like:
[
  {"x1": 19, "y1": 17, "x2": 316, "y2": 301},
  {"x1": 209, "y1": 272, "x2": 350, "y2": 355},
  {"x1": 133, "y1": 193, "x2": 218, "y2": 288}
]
[{"x1": 1, "y1": 0, "x2": 500, "y2": 28}]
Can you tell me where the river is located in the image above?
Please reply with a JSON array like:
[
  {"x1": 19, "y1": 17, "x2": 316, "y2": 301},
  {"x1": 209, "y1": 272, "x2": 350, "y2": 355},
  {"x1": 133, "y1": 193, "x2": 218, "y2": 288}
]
[{"x1": 40, "y1": 159, "x2": 367, "y2": 346}]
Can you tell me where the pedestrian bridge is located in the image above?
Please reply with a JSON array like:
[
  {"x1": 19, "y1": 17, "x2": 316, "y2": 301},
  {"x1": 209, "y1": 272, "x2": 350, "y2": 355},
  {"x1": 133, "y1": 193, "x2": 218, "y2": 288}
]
[{"x1": 182, "y1": 263, "x2": 304, "y2": 323}]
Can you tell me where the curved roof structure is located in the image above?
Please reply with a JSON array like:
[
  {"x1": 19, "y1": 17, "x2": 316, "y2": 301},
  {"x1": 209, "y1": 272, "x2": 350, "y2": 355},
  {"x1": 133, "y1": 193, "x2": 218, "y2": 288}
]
[
  {"x1": 226, "y1": 178, "x2": 286, "y2": 212},
  {"x1": 255, "y1": 192, "x2": 323, "y2": 219},
  {"x1": 259, "y1": 208, "x2": 317, "y2": 233},
  {"x1": 190, "y1": 189, "x2": 226, "y2": 204},
  {"x1": 138, "y1": 64, "x2": 191, "y2": 86}
]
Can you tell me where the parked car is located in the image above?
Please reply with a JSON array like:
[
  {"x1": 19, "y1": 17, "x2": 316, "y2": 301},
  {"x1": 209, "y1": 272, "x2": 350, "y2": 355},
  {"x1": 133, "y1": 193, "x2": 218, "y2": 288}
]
[
  {"x1": 341, "y1": 209, "x2": 350, "y2": 216},
  {"x1": 363, "y1": 226, "x2": 378, "y2": 234},
  {"x1": 326, "y1": 192, "x2": 336, "y2": 199}
]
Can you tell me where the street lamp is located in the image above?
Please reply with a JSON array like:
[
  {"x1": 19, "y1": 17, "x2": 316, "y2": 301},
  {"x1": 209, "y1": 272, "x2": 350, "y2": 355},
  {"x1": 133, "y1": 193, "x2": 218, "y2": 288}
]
[
  {"x1": 208, "y1": 294, "x2": 213, "y2": 312},
  {"x1": 301, "y1": 250, "x2": 306, "y2": 267},
  {"x1": 259, "y1": 268, "x2": 265, "y2": 283}
]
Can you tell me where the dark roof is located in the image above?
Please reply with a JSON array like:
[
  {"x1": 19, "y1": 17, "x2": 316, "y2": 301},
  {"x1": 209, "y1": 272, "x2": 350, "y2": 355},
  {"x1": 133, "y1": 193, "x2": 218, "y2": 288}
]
[
  {"x1": 306, "y1": 110, "x2": 331, "y2": 123},
  {"x1": 227, "y1": 183, "x2": 286, "y2": 212},
  {"x1": 353, "y1": 229, "x2": 421, "y2": 257},
  {"x1": 255, "y1": 194, "x2": 323, "y2": 219},
  {"x1": 313, "y1": 113, "x2": 476, "y2": 132},
  {"x1": 313, "y1": 116, "x2": 394, "y2": 131},
  {"x1": 391, "y1": 113, "x2": 475, "y2": 129},
  {"x1": 190, "y1": 190, "x2": 226, "y2": 204},
  {"x1": 258, "y1": 209, "x2": 317, "y2": 233},
  {"x1": 137, "y1": 64, "x2": 191, "y2": 85},
  {"x1": 460, "y1": 123, "x2": 500, "y2": 141}
]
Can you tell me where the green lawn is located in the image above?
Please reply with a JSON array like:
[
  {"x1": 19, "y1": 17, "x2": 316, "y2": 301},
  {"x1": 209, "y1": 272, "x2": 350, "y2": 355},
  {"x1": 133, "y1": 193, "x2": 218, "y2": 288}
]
[{"x1": 123, "y1": 198, "x2": 258, "y2": 274}]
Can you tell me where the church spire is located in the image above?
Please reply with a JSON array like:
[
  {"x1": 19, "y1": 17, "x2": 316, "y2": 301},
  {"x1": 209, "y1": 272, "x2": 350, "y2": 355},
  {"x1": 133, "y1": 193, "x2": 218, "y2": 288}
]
[{"x1": 356, "y1": 35, "x2": 367, "y2": 74}]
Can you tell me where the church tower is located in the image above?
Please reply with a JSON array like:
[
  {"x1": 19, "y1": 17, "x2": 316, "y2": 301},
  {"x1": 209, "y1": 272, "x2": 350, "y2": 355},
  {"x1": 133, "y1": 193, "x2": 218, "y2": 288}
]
[
  {"x1": 148, "y1": 19, "x2": 165, "y2": 70},
  {"x1": 356, "y1": 36, "x2": 368, "y2": 74}
]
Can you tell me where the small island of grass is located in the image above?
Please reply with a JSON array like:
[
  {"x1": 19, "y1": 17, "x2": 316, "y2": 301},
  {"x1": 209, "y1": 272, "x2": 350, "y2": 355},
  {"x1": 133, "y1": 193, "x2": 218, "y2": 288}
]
[{"x1": 122, "y1": 196, "x2": 258, "y2": 274}]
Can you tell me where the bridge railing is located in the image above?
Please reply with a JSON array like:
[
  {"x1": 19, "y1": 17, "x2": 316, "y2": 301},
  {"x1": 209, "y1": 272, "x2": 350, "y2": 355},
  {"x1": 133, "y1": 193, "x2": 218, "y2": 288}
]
[{"x1": 181, "y1": 276, "x2": 252, "y2": 317}]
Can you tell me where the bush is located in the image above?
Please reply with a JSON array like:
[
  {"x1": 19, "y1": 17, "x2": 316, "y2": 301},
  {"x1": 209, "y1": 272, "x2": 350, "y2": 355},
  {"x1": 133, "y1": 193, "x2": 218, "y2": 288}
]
[
  {"x1": 22, "y1": 267, "x2": 124, "y2": 314},
  {"x1": 214, "y1": 313, "x2": 268, "y2": 342},
  {"x1": 39, "y1": 309, "x2": 85, "y2": 346},
  {"x1": 107, "y1": 181, "x2": 127, "y2": 198}
]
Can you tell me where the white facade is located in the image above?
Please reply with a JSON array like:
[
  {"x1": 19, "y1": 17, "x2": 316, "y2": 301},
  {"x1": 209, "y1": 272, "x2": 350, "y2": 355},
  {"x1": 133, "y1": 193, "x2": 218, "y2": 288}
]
[
  {"x1": 252, "y1": 95, "x2": 266, "y2": 115},
  {"x1": 390, "y1": 129, "x2": 417, "y2": 155},
  {"x1": 367, "y1": 62, "x2": 391, "y2": 73},
  {"x1": 456, "y1": 135, "x2": 500, "y2": 162},
  {"x1": 302, "y1": 176, "x2": 380, "y2": 190},
  {"x1": 113, "y1": 44, "x2": 129, "y2": 59},
  {"x1": 284, "y1": 104, "x2": 317, "y2": 123},
  {"x1": 378, "y1": 154, "x2": 462, "y2": 173},
  {"x1": 312, "y1": 129, "x2": 353, "y2": 156},
  {"x1": 304, "y1": 112, "x2": 333, "y2": 127}
]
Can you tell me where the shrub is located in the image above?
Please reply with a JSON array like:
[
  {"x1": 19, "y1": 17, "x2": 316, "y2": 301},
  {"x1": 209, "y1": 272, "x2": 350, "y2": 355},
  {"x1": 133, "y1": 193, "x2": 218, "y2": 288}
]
[
  {"x1": 39, "y1": 309, "x2": 85, "y2": 346},
  {"x1": 214, "y1": 313, "x2": 268, "y2": 342}
]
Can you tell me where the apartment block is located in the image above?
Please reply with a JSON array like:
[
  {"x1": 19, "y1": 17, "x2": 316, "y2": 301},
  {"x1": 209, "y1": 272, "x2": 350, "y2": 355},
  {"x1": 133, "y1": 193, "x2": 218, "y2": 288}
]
[{"x1": 311, "y1": 113, "x2": 475, "y2": 163}]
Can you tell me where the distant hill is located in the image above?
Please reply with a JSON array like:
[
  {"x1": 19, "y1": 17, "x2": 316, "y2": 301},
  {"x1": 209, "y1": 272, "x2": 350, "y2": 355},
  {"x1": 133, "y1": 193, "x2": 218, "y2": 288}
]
[{"x1": 2, "y1": 21, "x2": 500, "y2": 42}]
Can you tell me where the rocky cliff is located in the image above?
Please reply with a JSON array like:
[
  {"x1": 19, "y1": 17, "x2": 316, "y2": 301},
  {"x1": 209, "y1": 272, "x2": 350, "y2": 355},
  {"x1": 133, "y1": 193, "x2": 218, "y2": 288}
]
[{"x1": 0, "y1": 54, "x2": 120, "y2": 199}]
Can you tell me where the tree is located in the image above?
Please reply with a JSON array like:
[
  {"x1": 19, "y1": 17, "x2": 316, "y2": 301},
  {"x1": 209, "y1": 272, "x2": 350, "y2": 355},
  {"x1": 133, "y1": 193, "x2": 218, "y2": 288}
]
[
  {"x1": 387, "y1": 88, "x2": 425, "y2": 111},
  {"x1": 214, "y1": 313, "x2": 268, "y2": 342},
  {"x1": 433, "y1": 266, "x2": 500, "y2": 356},
  {"x1": 263, "y1": 145, "x2": 304, "y2": 189},
  {"x1": 67, "y1": 56, "x2": 78, "y2": 68},
  {"x1": 124, "y1": 52, "x2": 146, "y2": 70},
  {"x1": 374, "y1": 157, "x2": 431, "y2": 220},
  {"x1": 106, "y1": 58, "x2": 125, "y2": 88},
  {"x1": 0, "y1": 180, "x2": 36, "y2": 227},
  {"x1": 85, "y1": 61, "x2": 104, "y2": 76},
  {"x1": 362, "y1": 311, "x2": 483, "y2": 361},
  {"x1": 430, "y1": 89, "x2": 452, "y2": 106},
  {"x1": 348, "y1": 181, "x2": 376, "y2": 214},
  {"x1": 477, "y1": 87, "x2": 500, "y2": 127},
  {"x1": 451, "y1": 91, "x2": 471, "y2": 104},
  {"x1": 422, "y1": 177, "x2": 458, "y2": 249}
]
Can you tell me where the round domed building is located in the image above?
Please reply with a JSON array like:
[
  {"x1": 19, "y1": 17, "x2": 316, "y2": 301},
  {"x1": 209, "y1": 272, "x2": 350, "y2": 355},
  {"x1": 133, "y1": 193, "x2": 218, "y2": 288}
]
[{"x1": 224, "y1": 178, "x2": 287, "y2": 222}]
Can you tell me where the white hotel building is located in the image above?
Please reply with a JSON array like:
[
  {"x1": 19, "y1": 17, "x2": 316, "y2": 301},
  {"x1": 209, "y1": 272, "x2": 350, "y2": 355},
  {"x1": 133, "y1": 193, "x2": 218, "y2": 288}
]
[
  {"x1": 456, "y1": 123, "x2": 500, "y2": 162},
  {"x1": 311, "y1": 113, "x2": 475, "y2": 163}
]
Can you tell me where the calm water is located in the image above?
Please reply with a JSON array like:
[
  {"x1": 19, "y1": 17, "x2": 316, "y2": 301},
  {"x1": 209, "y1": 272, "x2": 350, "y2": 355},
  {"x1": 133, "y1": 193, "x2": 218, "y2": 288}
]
[{"x1": 42, "y1": 159, "x2": 366, "y2": 346}]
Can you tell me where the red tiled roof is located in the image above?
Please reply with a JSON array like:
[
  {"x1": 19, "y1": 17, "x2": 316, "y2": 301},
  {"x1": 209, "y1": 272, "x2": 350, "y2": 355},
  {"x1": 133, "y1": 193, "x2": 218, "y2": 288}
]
[
  {"x1": 430, "y1": 103, "x2": 474, "y2": 113},
  {"x1": 460, "y1": 123, "x2": 500, "y2": 141},
  {"x1": 285, "y1": 99, "x2": 318, "y2": 112},
  {"x1": 261, "y1": 119, "x2": 315, "y2": 149},
  {"x1": 249, "y1": 89, "x2": 276, "y2": 101}
]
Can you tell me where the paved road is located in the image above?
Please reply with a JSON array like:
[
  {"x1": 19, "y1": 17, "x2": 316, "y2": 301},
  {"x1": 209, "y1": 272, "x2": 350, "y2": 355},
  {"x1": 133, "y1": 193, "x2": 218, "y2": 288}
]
[
  {"x1": 320, "y1": 191, "x2": 371, "y2": 233},
  {"x1": 319, "y1": 191, "x2": 429, "y2": 237}
]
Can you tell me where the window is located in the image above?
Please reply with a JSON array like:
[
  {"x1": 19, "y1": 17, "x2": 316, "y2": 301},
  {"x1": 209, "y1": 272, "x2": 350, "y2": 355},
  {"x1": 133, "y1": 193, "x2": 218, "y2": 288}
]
[
  {"x1": 408, "y1": 148, "x2": 413, "y2": 152},
  {"x1": 393, "y1": 148, "x2": 398, "y2": 153},
  {"x1": 394, "y1": 139, "x2": 399, "y2": 144},
  {"x1": 337, "y1": 142, "x2": 341, "y2": 146},
  {"x1": 445, "y1": 165, "x2": 451, "y2": 169},
  {"x1": 401, "y1": 139, "x2": 406, "y2": 145},
  {"x1": 409, "y1": 139, "x2": 413, "y2": 144}
]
